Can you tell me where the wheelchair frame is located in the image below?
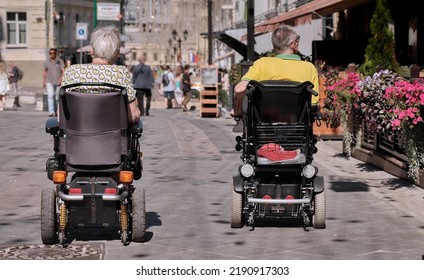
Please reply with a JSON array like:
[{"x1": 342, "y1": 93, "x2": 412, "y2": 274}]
[
  {"x1": 42, "y1": 83, "x2": 146, "y2": 246},
  {"x1": 231, "y1": 80, "x2": 326, "y2": 229}
]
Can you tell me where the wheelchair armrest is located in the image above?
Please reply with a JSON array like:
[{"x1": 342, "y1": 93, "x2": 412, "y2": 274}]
[
  {"x1": 129, "y1": 120, "x2": 143, "y2": 135},
  {"x1": 45, "y1": 118, "x2": 59, "y2": 134}
]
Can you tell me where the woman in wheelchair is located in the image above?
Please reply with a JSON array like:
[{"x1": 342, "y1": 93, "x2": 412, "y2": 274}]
[
  {"x1": 61, "y1": 25, "x2": 140, "y2": 123},
  {"x1": 42, "y1": 26, "x2": 146, "y2": 246}
]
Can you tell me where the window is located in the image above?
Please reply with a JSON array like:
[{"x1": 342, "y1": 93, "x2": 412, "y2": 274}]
[{"x1": 6, "y1": 12, "x2": 27, "y2": 46}]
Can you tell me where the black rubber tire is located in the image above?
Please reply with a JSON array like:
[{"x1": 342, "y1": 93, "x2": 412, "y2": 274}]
[
  {"x1": 131, "y1": 188, "x2": 146, "y2": 242},
  {"x1": 41, "y1": 189, "x2": 57, "y2": 244},
  {"x1": 230, "y1": 188, "x2": 244, "y2": 228},
  {"x1": 312, "y1": 189, "x2": 326, "y2": 229}
]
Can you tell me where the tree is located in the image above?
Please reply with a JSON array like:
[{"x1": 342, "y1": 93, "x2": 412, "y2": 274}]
[{"x1": 359, "y1": 0, "x2": 399, "y2": 76}]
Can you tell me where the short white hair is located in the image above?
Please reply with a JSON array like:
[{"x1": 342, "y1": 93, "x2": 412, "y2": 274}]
[{"x1": 90, "y1": 26, "x2": 121, "y2": 63}]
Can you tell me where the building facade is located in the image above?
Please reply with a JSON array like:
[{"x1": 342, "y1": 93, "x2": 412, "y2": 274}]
[
  {"x1": 0, "y1": 0, "x2": 94, "y2": 87},
  {"x1": 1, "y1": 0, "x2": 421, "y2": 88}
]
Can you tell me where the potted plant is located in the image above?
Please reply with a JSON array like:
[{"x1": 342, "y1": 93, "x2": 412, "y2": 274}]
[
  {"x1": 314, "y1": 60, "x2": 345, "y2": 137},
  {"x1": 322, "y1": 71, "x2": 362, "y2": 154},
  {"x1": 384, "y1": 78, "x2": 424, "y2": 182}
]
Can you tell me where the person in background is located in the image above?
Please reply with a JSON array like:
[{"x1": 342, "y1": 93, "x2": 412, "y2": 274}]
[
  {"x1": 181, "y1": 64, "x2": 192, "y2": 112},
  {"x1": 174, "y1": 65, "x2": 183, "y2": 109},
  {"x1": 43, "y1": 48, "x2": 65, "y2": 117},
  {"x1": 233, "y1": 25, "x2": 319, "y2": 117},
  {"x1": 61, "y1": 25, "x2": 140, "y2": 123},
  {"x1": 0, "y1": 62, "x2": 9, "y2": 111},
  {"x1": 161, "y1": 65, "x2": 176, "y2": 109},
  {"x1": 132, "y1": 55, "x2": 155, "y2": 116},
  {"x1": 7, "y1": 61, "x2": 20, "y2": 107}
]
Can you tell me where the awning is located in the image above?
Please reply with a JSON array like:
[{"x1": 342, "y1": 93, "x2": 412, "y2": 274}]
[
  {"x1": 213, "y1": 50, "x2": 236, "y2": 63},
  {"x1": 214, "y1": 31, "x2": 260, "y2": 60},
  {"x1": 251, "y1": 0, "x2": 372, "y2": 37}
]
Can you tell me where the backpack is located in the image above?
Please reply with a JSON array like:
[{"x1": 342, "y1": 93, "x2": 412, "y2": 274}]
[
  {"x1": 162, "y1": 72, "x2": 170, "y2": 87},
  {"x1": 16, "y1": 68, "x2": 23, "y2": 81}
]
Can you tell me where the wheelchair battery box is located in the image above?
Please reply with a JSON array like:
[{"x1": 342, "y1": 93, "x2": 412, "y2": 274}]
[
  {"x1": 68, "y1": 177, "x2": 119, "y2": 227},
  {"x1": 257, "y1": 183, "x2": 299, "y2": 199}
]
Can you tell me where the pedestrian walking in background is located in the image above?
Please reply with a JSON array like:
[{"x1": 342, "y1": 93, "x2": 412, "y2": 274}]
[
  {"x1": 43, "y1": 48, "x2": 65, "y2": 117},
  {"x1": 181, "y1": 64, "x2": 192, "y2": 112},
  {"x1": 174, "y1": 65, "x2": 183, "y2": 108},
  {"x1": 0, "y1": 62, "x2": 9, "y2": 111},
  {"x1": 7, "y1": 61, "x2": 21, "y2": 107},
  {"x1": 132, "y1": 55, "x2": 155, "y2": 116},
  {"x1": 156, "y1": 65, "x2": 164, "y2": 96},
  {"x1": 161, "y1": 65, "x2": 176, "y2": 109}
]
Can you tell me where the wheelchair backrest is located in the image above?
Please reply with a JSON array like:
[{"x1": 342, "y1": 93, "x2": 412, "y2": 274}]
[
  {"x1": 246, "y1": 80, "x2": 313, "y2": 124},
  {"x1": 59, "y1": 86, "x2": 128, "y2": 169}
]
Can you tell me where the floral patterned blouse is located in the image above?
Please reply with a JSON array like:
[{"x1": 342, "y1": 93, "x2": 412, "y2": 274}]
[{"x1": 61, "y1": 64, "x2": 136, "y2": 102}]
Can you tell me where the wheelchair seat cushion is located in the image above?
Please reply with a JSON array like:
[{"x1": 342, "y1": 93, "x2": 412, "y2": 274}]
[{"x1": 257, "y1": 143, "x2": 300, "y2": 161}]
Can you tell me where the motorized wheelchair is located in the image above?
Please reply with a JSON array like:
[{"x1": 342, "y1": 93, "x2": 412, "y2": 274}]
[
  {"x1": 231, "y1": 80, "x2": 326, "y2": 229},
  {"x1": 42, "y1": 82, "x2": 146, "y2": 245}
]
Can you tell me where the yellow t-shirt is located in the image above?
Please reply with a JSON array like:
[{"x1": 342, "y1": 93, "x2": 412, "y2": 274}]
[{"x1": 242, "y1": 54, "x2": 319, "y2": 105}]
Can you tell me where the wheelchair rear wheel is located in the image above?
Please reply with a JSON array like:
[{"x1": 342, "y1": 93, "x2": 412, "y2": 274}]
[
  {"x1": 312, "y1": 189, "x2": 326, "y2": 229},
  {"x1": 41, "y1": 189, "x2": 57, "y2": 244},
  {"x1": 231, "y1": 188, "x2": 244, "y2": 228},
  {"x1": 131, "y1": 187, "x2": 146, "y2": 242}
]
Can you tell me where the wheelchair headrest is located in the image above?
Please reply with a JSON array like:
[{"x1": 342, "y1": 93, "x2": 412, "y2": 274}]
[
  {"x1": 59, "y1": 89, "x2": 128, "y2": 132},
  {"x1": 244, "y1": 80, "x2": 314, "y2": 123}
]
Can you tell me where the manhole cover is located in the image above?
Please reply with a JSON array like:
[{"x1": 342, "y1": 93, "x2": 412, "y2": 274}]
[{"x1": 0, "y1": 243, "x2": 105, "y2": 260}]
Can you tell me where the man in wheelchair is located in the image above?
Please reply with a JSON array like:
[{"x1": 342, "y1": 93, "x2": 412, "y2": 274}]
[
  {"x1": 231, "y1": 25, "x2": 325, "y2": 229},
  {"x1": 41, "y1": 26, "x2": 146, "y2": 245}
]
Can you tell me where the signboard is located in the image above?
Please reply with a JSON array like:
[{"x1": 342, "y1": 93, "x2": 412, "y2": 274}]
[
  {"x1": 97, "y1": 2, "x2": 121, "y2": 21},
  {"x1": 76, "y1": 23, "x2": 88, "y2": 40},
  {"x1": 201, "y1": 66, "x2": 218, "y2": 86}
]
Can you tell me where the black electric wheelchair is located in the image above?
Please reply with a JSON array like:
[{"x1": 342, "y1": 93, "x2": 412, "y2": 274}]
[
  {"x1": 42, "y1": 83, "x2": 146, "y2": 245},
  {"x1": 231, "y1": 80, "x2": 326, "y2": 229}
]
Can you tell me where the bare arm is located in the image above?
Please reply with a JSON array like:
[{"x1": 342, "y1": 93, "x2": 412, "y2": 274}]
[
  {"x1": 127, "y1": 100, "x2": 141, "y2": 123},
  {"x1": 234, "y1": 80, "x2": 249, "y2": 95}
]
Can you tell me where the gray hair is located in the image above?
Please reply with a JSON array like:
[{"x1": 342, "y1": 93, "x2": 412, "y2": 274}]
[
  {"x1": 90, "y1": 26, "x2": 121, "y2": 63},
  {"x1": 271, "y1": 25, "x2": 299, "y2": 52}
]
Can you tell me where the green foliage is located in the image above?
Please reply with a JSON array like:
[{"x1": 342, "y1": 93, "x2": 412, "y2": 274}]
[
  {"x1": 359, "y1": 0, "x2": 399, "y2": 76},
  {"x1": 218, "y1": 89, "x2": 228, "y2": 106},
  {"x1": 229, "y1": 63, "x2": 242, "y2": 85}
]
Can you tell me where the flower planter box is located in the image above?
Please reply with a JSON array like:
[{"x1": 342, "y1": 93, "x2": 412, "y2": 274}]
[{"x1": 314, "y1": 77, "x2": 344, "y2": 139}]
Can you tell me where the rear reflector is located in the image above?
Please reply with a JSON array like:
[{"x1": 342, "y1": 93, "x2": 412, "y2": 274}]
[
  {"x1": 104, "y1": 188, "x2": 117, "y2": 195},
  {"x1": 69, "y1": 188, "x2": 82, "y2": 194},
  {"x1": 285, "y1": 195, "x2": 294, "y2": 199},
  {"x1": 263, "y1": 195, "x2": 272, "y2": 199}
]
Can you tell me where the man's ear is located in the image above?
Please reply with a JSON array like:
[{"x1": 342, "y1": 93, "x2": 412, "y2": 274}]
[{"x1": 89, "y1": 46, "x2": 94, "y2": 56}]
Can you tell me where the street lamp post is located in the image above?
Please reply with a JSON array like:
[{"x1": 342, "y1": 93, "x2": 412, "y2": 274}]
[{"x1": 169, "y1": 29, "x2": 188, "y2": 67}]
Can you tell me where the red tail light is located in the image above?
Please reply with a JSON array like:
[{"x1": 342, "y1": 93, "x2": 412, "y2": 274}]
[
  {"x1": 263, "y1": 195, "x2": 272, "y2": 199},
  {"x1": 104, "y1": 188, "x2": 117, "y2": 195},
  {"x1": 69, "y1": 188, "x2": 81, "y2": 194},
  {"x1": 285, "y1": 195, "x2": 294, "y2": 199}
]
